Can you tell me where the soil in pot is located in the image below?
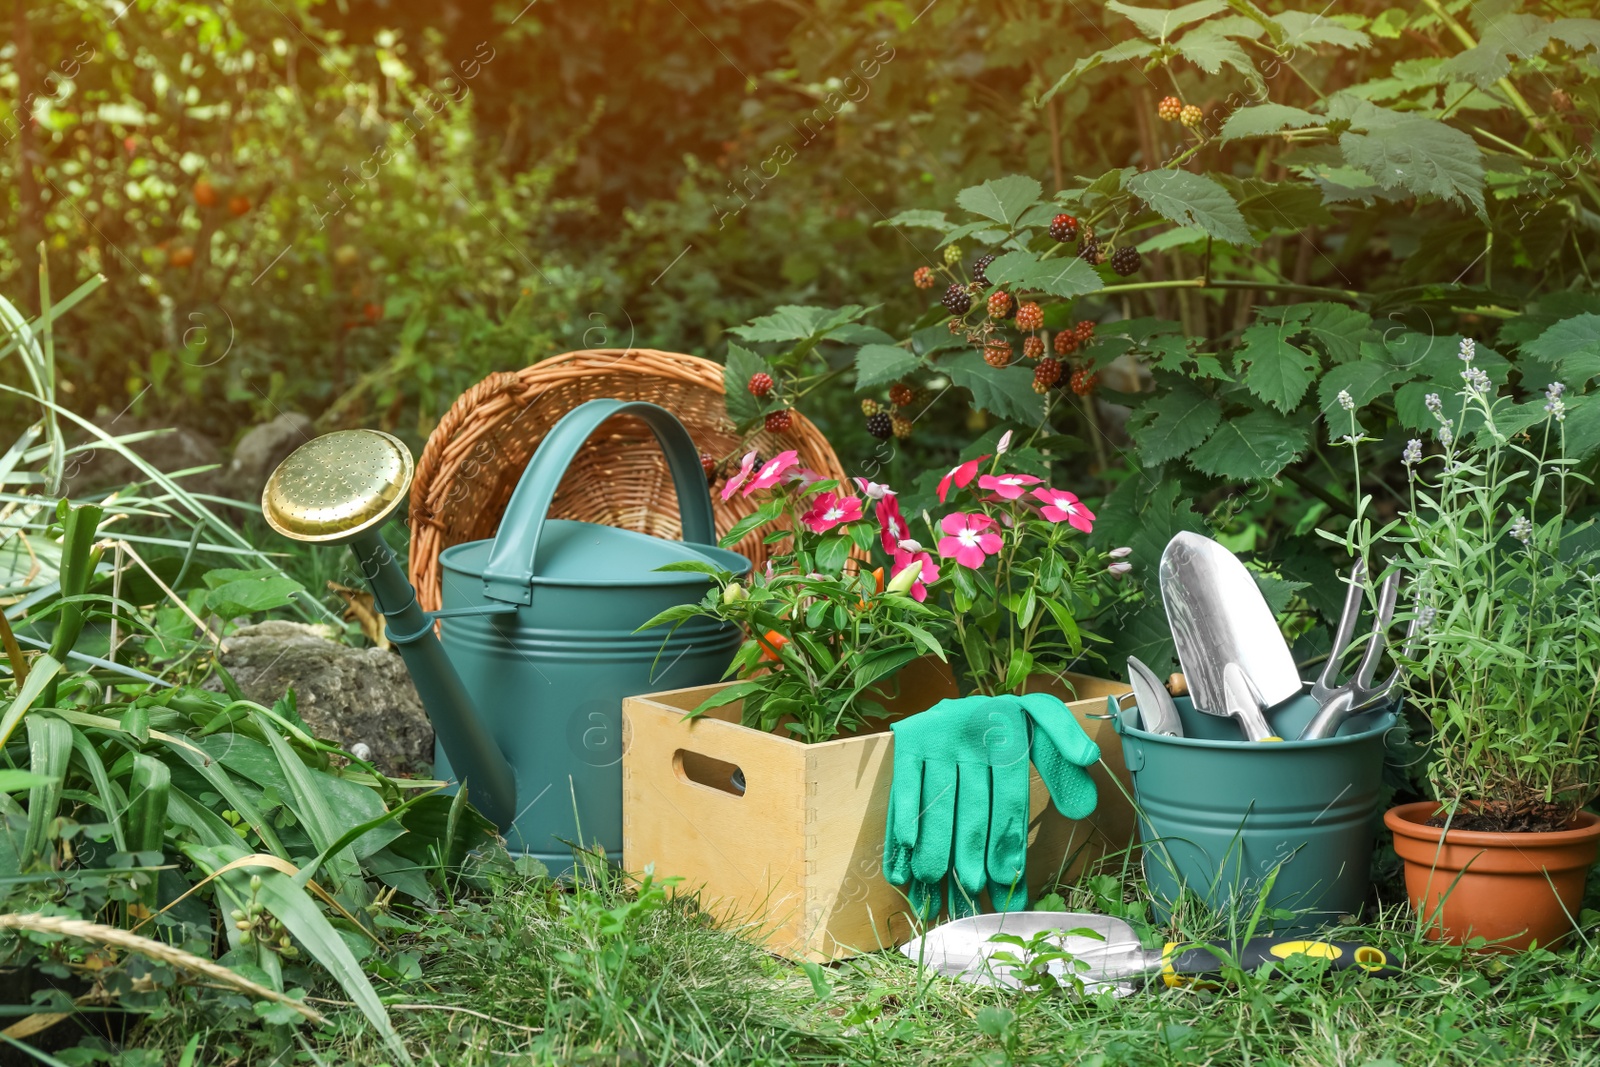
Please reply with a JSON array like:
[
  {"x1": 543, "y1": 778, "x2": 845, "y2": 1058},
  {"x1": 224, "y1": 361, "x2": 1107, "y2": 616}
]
[{"x1": 1386, "y1": 800, "x2": 1600, "y2": 951}]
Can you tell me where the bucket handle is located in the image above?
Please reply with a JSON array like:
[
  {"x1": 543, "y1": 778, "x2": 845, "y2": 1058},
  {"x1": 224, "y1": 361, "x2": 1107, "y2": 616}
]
[{"x1": 479, "y1": 399, "x2": 716, "y2": 605}]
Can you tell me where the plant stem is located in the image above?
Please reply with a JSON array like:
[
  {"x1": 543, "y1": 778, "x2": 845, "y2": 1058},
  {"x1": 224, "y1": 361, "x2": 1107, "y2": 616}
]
[{"x1": 1097, "y1": 277, "x2": 1362, "y2": 301}]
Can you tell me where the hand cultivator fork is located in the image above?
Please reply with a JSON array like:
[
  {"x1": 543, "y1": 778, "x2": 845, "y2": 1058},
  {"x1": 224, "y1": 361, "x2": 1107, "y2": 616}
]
[{"x1": 1299, "y1": 559, "x2": 1421, "y2": 741}]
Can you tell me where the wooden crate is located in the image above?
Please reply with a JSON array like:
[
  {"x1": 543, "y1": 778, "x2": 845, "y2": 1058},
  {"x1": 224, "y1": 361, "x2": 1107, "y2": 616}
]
[{"x1": 621, "y1": 662, "x2": 1134, "y2": 962}]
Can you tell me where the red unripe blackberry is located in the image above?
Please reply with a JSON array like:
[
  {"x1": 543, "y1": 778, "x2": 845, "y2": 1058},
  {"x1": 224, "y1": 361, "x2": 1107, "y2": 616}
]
[
  {"x1": 1015, "y1": 301, "x2": 1044, "y2": 331},
  {"x1": 1054, "y1": 329, "x2": 1078, "y2": 357},
  {"x1": 983, "y1": 340, "x2": 1013, "y2": 368},
  {"x1": 913, "y1": 266, "x2": 936, "y2": 289},
  {"x1": 987, "y1": 290, "x2": 1013, "y2": 320},
  {"x1": 866, "y1": 411, "x2": 894, "y2": 439},
  {"x1": 1110, "y1": 246, "x2": 1141, "y2": 276},
  {"x1": 1069, "y1": 367, "x2": 1099, "y2": 396},
  {"x1": 1033, "y1": 356, "x2": 1062, "y2": 392},
  {"x1": 942, "y1": 283, "x2": 972, "y2": 316},
  {"x1": 889, "y1": 383, "x2": 916, "y2": 407},
  {"x1": 972, "y1": 253, "x2": 997, "y2": 287},
  {"x1": 1023, "y1": 336, "x2": 1045, "y2": 360},
  {"x1": 748, "y1": 372, "x2": 774, "y2": 398},
  {"x1": 891, "y1": 415, "x2": 913, "y2": 440},
  {"x1": 700, "y1": 452, "x2": 719, "y2": 485},
  {"x1": 1049, "y1": 213, "x2": 1078, "y2": 243},
  {"x1": 1074, "y1": 320, "x2": 1096, "y2": 343},
  {"x1": 765, "y1": 409, "x2": 793, "y2": 434},
  {"x1": 1157, "y1": 96, "x2": 1182, "y2": 121}
]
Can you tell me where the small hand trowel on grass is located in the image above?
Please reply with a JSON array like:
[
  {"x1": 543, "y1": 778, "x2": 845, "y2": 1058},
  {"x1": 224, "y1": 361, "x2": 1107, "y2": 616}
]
[{"x1": 900, "y1": 911, "x2": 1399, "y2": 991}]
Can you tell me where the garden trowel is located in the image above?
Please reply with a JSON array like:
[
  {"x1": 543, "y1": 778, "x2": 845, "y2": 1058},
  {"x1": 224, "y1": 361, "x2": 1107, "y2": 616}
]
[
  {"x1": 900, "y1": 911, "x2": 1400, "y2": 990},
  {"x1": 1159, "y1": 532, "x2": 1301, "y2": 740}
]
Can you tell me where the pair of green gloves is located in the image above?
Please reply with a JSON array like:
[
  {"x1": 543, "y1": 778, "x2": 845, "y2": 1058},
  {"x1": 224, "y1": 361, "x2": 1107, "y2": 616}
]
[{"x1": 883, "y1": 693, "x2": 1100, "y2": 921}]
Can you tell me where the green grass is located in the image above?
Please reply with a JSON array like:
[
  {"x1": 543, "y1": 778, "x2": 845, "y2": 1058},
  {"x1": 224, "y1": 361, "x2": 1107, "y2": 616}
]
[{"x1": 112, "y1": 861, "x2": 1600, "y2": 1067}]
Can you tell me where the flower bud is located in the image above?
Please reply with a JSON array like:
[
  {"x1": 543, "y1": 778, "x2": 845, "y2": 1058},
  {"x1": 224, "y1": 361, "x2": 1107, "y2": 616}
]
[
  {"x1": 996, "y1": 430, "x2": 1013, "y2": 455},
  {"x1": 235, "y1": 920, "x2": 252, "y2": 931},
  {"x1": 1108, "y1": 546, "x2": 1132, "y2": 559},
  {"x1": 1107, "y1": 561, "x2": 1132, "y2": 577},
  {"x1": 886, "y1": 563, "x2": 923, "y2": 596},
  {"x1": 249, "y1": 875, "x2": 262, "y2": 891},
  {"x1": 897, "y1": 538, "x2": 924, "y2": 553},
  {"x1": 722, "y1": 582, "x2": 747, "y2": 605}
]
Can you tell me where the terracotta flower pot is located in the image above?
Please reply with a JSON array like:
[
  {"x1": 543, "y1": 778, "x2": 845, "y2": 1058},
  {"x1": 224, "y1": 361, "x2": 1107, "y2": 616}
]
[{"x1": 1385, "y1": 801, "x2": 1600, "y2": 951}]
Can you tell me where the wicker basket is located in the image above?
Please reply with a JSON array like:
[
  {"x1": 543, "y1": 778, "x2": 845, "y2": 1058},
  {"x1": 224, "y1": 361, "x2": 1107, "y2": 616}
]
[{"x1": 408, "y1": 348, "x2": 850, "y2": 613}]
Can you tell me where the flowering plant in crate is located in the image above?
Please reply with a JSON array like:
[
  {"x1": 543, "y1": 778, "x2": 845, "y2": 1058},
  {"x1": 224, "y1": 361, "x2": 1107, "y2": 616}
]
[
  {"x1": 924, "y1": 432, "x2": 1133, "y2": 697},
  {"x1": 641, "y1": 450, "x2": 951, "y2": 744}
]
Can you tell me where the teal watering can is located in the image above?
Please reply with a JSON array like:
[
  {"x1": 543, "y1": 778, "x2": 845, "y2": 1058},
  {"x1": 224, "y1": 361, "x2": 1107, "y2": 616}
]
[{"x1": 263, "y1": 400, "x2": 749, "y2": 873}]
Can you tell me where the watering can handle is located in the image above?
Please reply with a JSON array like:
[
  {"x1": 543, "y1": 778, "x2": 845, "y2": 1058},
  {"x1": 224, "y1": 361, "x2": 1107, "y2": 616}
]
[{"x1": 479, "y1": 399, "x2": 717, "y2": 606}]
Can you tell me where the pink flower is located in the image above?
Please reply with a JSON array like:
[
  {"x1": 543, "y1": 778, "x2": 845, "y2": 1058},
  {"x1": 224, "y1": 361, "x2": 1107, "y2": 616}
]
[
  {"x1": 788, "y1": 467, "x2": 827, "y2": 488},
  {"x1": 937, "y1": 512, "x2": 1003, "y2": 569},
  {"x1": 743, "y1": 450, "x2": 800, "y2": 495},
  {"x1": 977, "y1": 472, "x2": 1042, "y2": 501},
  {"x1": 937, "y1": 454, "x2": 991, "y2": 503},
  {"x1": 802, "y1": 492, "x2": 863, "y2": 533},
  {"x1": 720, "y1": 450, "x2": 759, "y2": 501},
  {"x1": 1030, "y1": 487, "x2": 1096, "y2": 533},
  {"x1": 890, "y1": 548, "x2": 938, "y2": 602},
  {"x1": 875, "y1": 495, "x2": 909, "y2": 555},
  {"x1": 853, "y1": 477, "x2": 893, "y2": 500}
]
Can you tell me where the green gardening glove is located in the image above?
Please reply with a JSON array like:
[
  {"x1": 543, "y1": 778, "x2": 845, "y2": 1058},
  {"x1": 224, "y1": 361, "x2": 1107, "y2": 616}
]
[
  {"x1": 883, "y1": 696, "x2": 1032, "y2": 921},
  {"x1": 1018, "y1": 692, "x2": 1101, "y2": 820}
]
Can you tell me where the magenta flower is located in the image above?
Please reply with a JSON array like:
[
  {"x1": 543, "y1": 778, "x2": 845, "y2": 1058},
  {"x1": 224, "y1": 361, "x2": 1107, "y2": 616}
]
[
  {"x1": 743, "y1": 450, "x2": 800, "y2": 495},
  {"x1": 890, "y1": 548, "x2": 938, "y2": 602},
  {"x1": 937, "y1": 454, "x2": 991, "y2": 503},
  {"x1": 875, "y1": 494, "x2": 909, "y2": 555},
  {"x1": 1031, "y1": 487, "x2": 1096, "y2": 533},
  {"x1": 802, "y1": 491, "x2": 863, "y2": 533},
  {"x1": 977, "y1": 472, "x2": 1042, "y2": 501},
  {"x1": 937, "y1": 512, "x2": 1003, "y2": 569},
  {"x1": 720, "y1": 450, "x2": 759, "y2": 501}
]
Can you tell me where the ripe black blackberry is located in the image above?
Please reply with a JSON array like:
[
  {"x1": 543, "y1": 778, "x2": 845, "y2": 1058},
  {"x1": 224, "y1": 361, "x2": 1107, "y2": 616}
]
[
  {"x1": 1110, "y1": 246, "x2": 1141, "y2": 276},
  {"x1": 1049, "y1": 213, "x2": 1078, "y2": 243},
  {"x1": 1078, "y1": 236, "x2": 1101, "y2": 265},
  {"x1": 942, "y1": 283, "x2": 972, "y2": 316},
  {"x1": 972, "y1": 253, "x2": 997, "y2": 288},
  {"x1": 866, "y1": 411, "x2": 894, "y2": 440}
]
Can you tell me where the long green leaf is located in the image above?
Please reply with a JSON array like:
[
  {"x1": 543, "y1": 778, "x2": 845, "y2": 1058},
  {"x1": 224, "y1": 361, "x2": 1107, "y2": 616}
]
[
  {"x1": 68, "y1": 728, "x2": 128, "y2": 853},
  {"x1": 0, "y1": 653, "x2": 61, "y2": 750},
  {"x1": 22, "y1": 715, "x2": 72, "y2": 866},
  {"x1": 256, "y1": 712, "x2": 361, "y2": 889}
]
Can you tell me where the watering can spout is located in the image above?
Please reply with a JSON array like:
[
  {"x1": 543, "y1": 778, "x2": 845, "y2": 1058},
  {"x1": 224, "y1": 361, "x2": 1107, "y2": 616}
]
[{"x1": 261, "y1": 429, "x2": 519, "y2": 833}]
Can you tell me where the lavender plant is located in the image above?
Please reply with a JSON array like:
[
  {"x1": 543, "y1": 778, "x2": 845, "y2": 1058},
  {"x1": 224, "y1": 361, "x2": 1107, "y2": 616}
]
[{"x1": 1338, "y1": 340, "x2": 1600, "y2": 832}]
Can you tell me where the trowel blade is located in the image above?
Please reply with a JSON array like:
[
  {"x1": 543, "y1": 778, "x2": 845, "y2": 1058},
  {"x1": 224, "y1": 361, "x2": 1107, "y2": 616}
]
[
  {"x1": 900, "y1": 912, "x2": 1157, "y2": 991},
  {"x1": 1159, "y1": 532, "x2": 1301, "y2": 714}
]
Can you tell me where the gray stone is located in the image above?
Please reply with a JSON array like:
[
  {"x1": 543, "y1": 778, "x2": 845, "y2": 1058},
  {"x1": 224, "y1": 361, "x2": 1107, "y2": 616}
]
[
  {"x1": 213, "y1": 620, "x2": 434, "y2": 777},
  {"x1": 225, "y1": 412, "x2": 315, "y2": 500},
  {"x1": 64, "y1": 414, "x2": 226, "y2": 500}
]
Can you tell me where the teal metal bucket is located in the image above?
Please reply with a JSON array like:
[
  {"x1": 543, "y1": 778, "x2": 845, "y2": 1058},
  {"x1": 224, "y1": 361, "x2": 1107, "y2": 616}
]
[
  {"x1": 435, "y1": 400, "x2": 748, "y2": 873},
  {"x1": 1112, "y1": 689, "x2": 1397, "y2": 930}
]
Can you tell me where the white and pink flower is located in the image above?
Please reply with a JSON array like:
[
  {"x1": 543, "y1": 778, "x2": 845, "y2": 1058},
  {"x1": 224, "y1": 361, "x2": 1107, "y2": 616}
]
[
  {"x1": 937, "y1": 512, "x2": 1003, "y2": 569},
  {"x1": 978, "y1": 472, "x2": 1042, "y2": 501},
  {"x1": 720, "y1": 450, "x2": 759, "y2": 501},
  {"x1": 743, "y1": 450, "x2": 800, "y2": 495},
  {"x1": 802, "y1": 491, "x2": 863, "y2": 533},
  {"x1": 1030, "y1": 487, "x2": 1095, "y2": 533}
]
